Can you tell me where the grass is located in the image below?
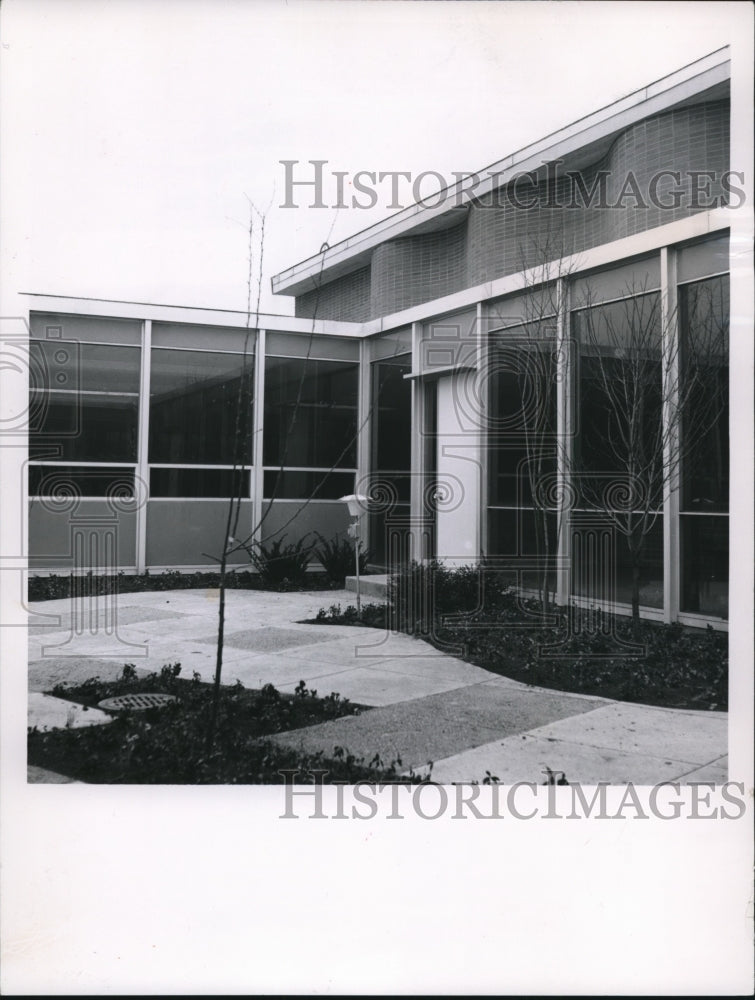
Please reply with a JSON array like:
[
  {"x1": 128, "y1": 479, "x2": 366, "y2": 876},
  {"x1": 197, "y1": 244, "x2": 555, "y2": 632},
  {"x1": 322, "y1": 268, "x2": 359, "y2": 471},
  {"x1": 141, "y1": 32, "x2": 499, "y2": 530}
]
[{"x1": 28, "y1": 663, "x2": 423, "y2": 784}]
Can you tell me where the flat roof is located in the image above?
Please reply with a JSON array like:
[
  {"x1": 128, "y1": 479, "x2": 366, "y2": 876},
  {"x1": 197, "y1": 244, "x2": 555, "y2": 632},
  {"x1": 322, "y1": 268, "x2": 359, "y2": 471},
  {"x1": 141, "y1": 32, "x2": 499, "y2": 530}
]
[{"x1": 272, "y1": 47, "x2": 730, "y2": 298}]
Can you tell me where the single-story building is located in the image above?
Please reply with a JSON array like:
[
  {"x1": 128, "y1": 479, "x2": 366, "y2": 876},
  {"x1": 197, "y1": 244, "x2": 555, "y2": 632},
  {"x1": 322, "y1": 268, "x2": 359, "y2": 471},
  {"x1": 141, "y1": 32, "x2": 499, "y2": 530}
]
[{"x1": 26, "y1": 48, "x2": 733, "y2": 628}]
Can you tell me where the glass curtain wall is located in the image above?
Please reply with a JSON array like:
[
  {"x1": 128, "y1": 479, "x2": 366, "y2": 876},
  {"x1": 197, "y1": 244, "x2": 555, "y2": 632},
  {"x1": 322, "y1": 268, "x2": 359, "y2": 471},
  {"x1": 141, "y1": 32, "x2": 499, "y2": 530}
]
[
  {"x1": 369, "y1": 352, "x2": 412, "y2": 567},
  {"x1": 678, "y1": 272, "x2": 729, "y2": 618},
  {"x1": 571, "y1": 290, "x2": 664, "y2": 609},
  {"x1": 487, "y1": 321, "x2": 558, "y2": 599}
]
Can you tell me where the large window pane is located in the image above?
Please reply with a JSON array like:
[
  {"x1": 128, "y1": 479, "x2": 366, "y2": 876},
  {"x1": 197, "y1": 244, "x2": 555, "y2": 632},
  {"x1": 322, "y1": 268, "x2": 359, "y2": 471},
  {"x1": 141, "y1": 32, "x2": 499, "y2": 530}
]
[
  {"x1": 30, "y1": 313, "x2": 141, "y2": 345},
  {"x1": 263, "y1": 357, "x2": 358, "y2": 468},
  {"x1": 680, "y1": 515, "x2": 728, "y2": 618},
  {"x1": 370, "y1": 353, "x2": 412, "y2": 567},
  {"x1": 263, "y1": 469, "x2": 354, "y2": 501},
  {"x1": 488, "y1": 341, "x2": 557, "y2": 507},
  {"x1": 150, "y1": 467, "x2": 250, "y2": 499},
  {"x1": 574, "y1": 292, "x2": 662, "y2": 511},
  {"x1": 30, "y1": 341, "x2": 140, "y2": 393},
  {"x1": 372, "y1": 354, "x2": 411, "y2": 473},
  {"x1": 29, "y1": 341, "x2": 140, "y2": 462},
  {"x1": 487, "y1": 507, "x2": 558, "y2": 594},
  {"x1": 30, "y1": 392, "x2": 138, "y2": 462},
  {"x1": 29, "y1": 465, "x2": 135, "y2": 498},
  {"x1": 150, "y1": 349, "x2": 254, "y2": 465},
  {"x1": 571, "y1": 514, "x2": 663, "y2": 609},
  {"x1": 680, "y1": 275, "x2": 729, "y2": 512}
]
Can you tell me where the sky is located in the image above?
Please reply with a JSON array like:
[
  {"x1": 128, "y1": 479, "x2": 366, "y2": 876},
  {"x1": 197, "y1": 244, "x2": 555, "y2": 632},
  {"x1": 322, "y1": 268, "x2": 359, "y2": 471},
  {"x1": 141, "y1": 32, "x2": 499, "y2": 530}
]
[{"x1": 0, "y1": 0, "x2": 750, "y2": 317}]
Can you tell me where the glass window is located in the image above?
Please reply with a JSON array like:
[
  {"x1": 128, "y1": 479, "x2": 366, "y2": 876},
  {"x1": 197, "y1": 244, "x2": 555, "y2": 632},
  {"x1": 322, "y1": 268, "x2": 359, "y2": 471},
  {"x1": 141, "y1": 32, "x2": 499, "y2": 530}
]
[
  {"x1": 29, "y1": 341, "x2": 140, "y2": 462},
  {"x1": 152, "y1": 323, "x2": 254, "y2": 353},
  {"x1": 30, "y1": 392, "x2": 139, "y2": 462},
  {"x1": 487, "y1": 508, "x2": 558, "y2": 594},
  {"x1": 263, "y1": 469, "x2": 354, "y2": 501},
  {"x1": 30, "y1": 312, "x2": 141, "y2": 345},
  {"x1": 263, "y1": 357, "x2": 358, "y2": 469},
  {"x1": 680, "y1": 515, "x2": 728, "y2": 618},
  {"x1": 680, "y1": 275, "x2": 729, "y2": 513},
  {"x1": 487, "y1": 341, "x2": 557, "y2": 506},
  {"x1": 150, "y1": 467, "x2": 250, "y2": 499},
  {"x1": 372, "y1": 354, "x2": 412, "y2": 473},
  {"x1": 265, "y1": 331, "x2": 359, "y2": 361},
  {"x1": 574, "y1": 292, "x2": 662, "y2": 510},
  {"x1": 30, "y1": 341, "x2": 141, "y2": 393},
  {"x1": 29, "y1": 465, "x2": 135, "y2": 498},
  {"x1": 570, "y1": 254, "x2": 661, "y2": 307},
  {"x1": 149, "y1": 349, "x2": 254, "y2": 465},
  {"x1": 571, "y1": 514, "x2": 663, "y2": 609},
  {"x1": 676, "y1": 234, "x2": 729, "y2": 284}
]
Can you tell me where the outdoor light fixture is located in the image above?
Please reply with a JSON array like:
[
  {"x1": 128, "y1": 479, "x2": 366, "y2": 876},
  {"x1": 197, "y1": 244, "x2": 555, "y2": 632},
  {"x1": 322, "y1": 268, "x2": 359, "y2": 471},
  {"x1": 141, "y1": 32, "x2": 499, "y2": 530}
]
[{"x1": 339, "y1": 494, "x2": 368, "y2": 612}]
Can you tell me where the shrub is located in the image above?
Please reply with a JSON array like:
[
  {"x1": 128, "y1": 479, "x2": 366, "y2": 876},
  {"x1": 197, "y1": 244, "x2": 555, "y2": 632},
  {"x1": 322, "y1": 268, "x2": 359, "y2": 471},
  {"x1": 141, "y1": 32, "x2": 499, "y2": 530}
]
[
  {"x1": 28, "y1": 565, "x2": 338, "y2": 603},
  {"x1": 314, "y1": 532, "x2": 371, "y2": 586},
  {"x1": 29, "y1": 663, "x2": 433, "y2": 784},
  {"x1": 312, "y1": 564, "x2": 728, "y2": 711},
  {"x1": 245, "y1": 535, "x2": 314, "y2": 588}
]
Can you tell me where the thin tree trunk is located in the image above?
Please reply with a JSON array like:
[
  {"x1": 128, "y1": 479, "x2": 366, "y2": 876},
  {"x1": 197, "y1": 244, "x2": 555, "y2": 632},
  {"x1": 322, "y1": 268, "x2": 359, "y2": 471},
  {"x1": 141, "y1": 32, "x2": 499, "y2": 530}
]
[{"x1": 631, "y1": 559, "x2": 641, "y2": 632}]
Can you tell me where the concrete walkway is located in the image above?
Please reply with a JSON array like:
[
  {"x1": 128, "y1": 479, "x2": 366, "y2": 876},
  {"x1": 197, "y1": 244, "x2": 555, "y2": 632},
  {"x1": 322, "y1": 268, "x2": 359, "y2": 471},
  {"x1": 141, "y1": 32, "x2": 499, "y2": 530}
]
[{"x1": 28, "y1": 587, "x2": 728, "y2": 784}]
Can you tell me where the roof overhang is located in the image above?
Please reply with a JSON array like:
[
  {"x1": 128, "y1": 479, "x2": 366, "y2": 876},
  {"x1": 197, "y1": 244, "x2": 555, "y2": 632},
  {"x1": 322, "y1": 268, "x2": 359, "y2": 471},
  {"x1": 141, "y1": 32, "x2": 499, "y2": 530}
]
[{"x1": 272, "y1": 47, "x2": 730, "y2": 298}]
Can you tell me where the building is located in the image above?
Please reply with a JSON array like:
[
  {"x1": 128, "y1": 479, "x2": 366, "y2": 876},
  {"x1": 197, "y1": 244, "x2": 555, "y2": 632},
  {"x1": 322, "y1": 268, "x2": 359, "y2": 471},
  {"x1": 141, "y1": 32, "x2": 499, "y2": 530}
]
[{"x1": 26, "y1": 49, "x2": 733, "y2": 628}]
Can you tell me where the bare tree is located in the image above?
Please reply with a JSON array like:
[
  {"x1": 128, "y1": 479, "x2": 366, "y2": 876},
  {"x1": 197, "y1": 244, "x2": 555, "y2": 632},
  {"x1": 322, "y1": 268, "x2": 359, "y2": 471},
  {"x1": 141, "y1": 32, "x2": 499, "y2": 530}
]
[
  {"x1": 575, "y1": 276, "x2": 727, "y2": 628},
  {"x1": 488, "y1": 232, "x2": 579, "y2": 617}
]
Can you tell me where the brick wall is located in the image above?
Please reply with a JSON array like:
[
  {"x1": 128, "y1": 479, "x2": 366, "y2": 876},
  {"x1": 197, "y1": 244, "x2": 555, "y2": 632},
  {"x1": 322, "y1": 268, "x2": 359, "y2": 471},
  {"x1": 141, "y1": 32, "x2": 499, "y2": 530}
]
[
  {"x1": 293, "y1": 101, "x2": 730, "y2": 322},
  {"x1": 370, "y1": 220, "x2": 467, "y2": 316},
  {"x1": 295, "y1": 264, "x2": 372, "y2": 321}
]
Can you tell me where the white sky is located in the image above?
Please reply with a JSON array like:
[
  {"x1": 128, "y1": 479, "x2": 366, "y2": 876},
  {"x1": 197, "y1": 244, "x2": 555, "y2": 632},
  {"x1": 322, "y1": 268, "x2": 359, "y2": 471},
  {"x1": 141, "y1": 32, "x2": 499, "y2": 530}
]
[{"x1": 0, "y1": 0, "x2": 750, "y2": 316}]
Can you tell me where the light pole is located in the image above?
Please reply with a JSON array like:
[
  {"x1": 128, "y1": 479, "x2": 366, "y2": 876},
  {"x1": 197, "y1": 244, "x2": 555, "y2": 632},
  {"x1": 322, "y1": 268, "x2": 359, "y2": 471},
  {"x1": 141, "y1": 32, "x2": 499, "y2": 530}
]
[{"x1": 339, "y1": 494, "x2": 368, "y2": 615}]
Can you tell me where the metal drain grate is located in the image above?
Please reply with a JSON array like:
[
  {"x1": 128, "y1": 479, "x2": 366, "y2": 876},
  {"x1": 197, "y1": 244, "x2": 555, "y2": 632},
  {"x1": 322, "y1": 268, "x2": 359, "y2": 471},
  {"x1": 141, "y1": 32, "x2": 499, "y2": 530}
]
[{"x1": 98, "y1": 693, "x2": 179, "y2": 712}]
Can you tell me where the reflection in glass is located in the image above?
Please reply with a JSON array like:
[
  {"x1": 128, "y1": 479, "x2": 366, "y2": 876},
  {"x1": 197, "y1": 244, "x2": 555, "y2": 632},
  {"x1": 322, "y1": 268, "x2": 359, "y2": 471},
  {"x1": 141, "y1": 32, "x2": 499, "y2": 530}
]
[
  {"x1": 263, "y1": 469, "x2": 354, "y2": 501},
  {"x1": 680, "y1": 275, "x2": 729, "y2": 513},
  {"x1": 150, "y1": 467, "x2": 251, "y2": 499},
  {"x1": 150, "y1": 349, "x2": 254, "y2": 465},
  {"x1": 30, "y1": 392, "x2": 139, "y2": 462},
  {"x1": 29, "y1": 465, "x2": 135, "y2": 498},
  {"x1": 263, "y1": 357, "x2": 358, "y2": 469},
  {"x1": 680, "y1": 515, "x2": 728, "y2": 618}
]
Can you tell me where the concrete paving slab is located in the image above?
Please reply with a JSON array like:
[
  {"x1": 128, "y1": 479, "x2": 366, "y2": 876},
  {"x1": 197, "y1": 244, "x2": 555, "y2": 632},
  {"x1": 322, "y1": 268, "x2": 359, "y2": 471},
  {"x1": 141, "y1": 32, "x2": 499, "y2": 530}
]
[
  {"x1": 192, "y1": 626, "x2": 340, "y2": 653},
  {"x1": 280, "y1": 636, "x2": 436, "y2": 668},
  {"x1": 29, "y1": 604, "x2": 188, "y2": 636},
  {"x1": 375, "y1": 655, "x2": 499, "y2": 684},
  {"x1": 531, "y1": 702, "x2": 727, "y2": 765},
  {"x1": 677, "y1": 757, "x2": 729, "y2": 784},
  {"x1": 418, "y1": 733, "x2": 700, "y2": 785},
  {"x1": 221, "y1": 657, "x2": 359, "y2": 691},
  {"x1": 28, "y1": 692, "x2": 113, "y2": 731},
  {"x1": 348, "y1": 633, "x2": 450, "y2": 658},
  {"x1": 272, "y1": 684, "x2": 605, "y2": 768},
  {"x1": 28, "y1": 588, "x2": 730, "y2": 787},
  {"x1": 28, "y1": 657, "x2": 151, "y2": 692},
  {"x1": 276, "y1": 666, "x2": 475, "y2": 706},
  {"x1": 27, "y1": 765, "x2": 80, "y2": 784},
  {"x1": 30, "y1": 632, "x2": 150, "y2": 659}
]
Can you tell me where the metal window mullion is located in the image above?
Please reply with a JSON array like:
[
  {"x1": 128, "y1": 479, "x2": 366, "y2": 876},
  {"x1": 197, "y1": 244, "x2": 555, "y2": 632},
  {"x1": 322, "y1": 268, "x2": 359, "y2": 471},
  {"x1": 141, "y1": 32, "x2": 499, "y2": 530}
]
[
  {"x1": 356, "y1": 336, "x2": 372, "y2": 554},
  {"x1": 251, "y1": 328, "x2": 266, "y2": 545},
  {"x1": 661, "y1": 246, "x2": 680, "y2": 623},
  {"x1": 135, "y1": 319, "x2": 151, "y2": 573},
  {"x1": 556, "y1": 278, "x2": 572, "y2": 607},
  {"x1": 408, "y1": 321, "x2": 426, "y2": 563},
  {"x1": 476, "y1": 301, "x2": 488, "y2": 561}
]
